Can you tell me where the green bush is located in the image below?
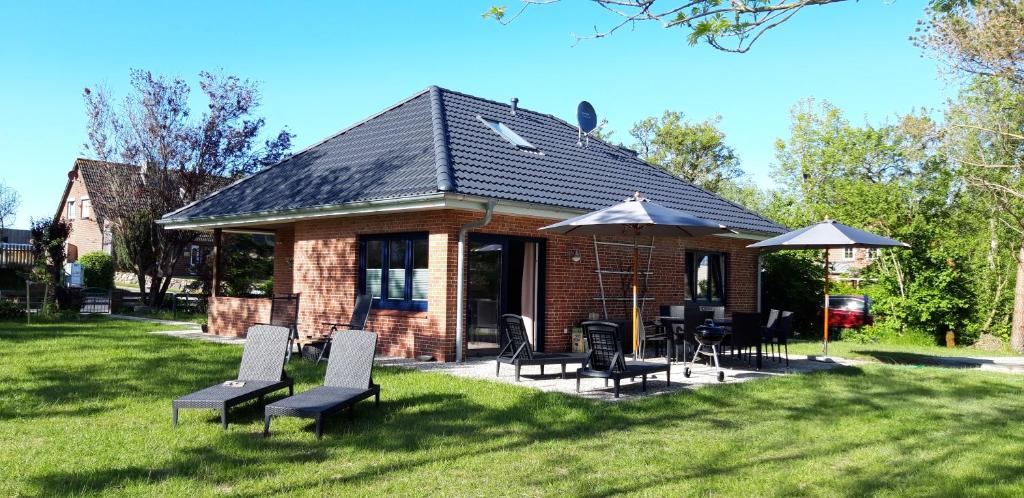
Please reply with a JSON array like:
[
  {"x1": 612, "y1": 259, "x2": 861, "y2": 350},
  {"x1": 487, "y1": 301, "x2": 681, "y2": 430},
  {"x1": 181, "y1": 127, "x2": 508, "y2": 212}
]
[
  {"x1": 761, "y1": 251, "x2": 825, "y2": 337},
  {"x1": 0, "y1": 298, "x2": 23, "y2": 319},
  {"x1": 78, "y1": 251, "x2": 114, "y2": 290}
]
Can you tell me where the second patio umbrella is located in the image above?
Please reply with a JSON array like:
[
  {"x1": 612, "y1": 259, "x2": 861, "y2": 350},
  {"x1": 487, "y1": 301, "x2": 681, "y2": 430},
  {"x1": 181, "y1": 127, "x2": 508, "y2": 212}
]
[
  {"x1": 748, "y1": 219, "x2": 909, "y2": 358},
  {"x1": 540, "y1": 193, "x2": 732, "y2": 357}
]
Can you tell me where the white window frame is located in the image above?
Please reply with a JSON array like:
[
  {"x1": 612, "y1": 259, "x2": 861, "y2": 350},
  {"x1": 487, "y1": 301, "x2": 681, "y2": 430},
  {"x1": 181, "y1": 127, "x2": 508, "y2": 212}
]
[
  {"x1": 67, "y1": 200, "x2": 76, "y2": 219},
  {"x1": 190, "y1": 245, "x2": 202, "y2": 267},
  {"x1": 843, "y1": 247, "x2": 854, "y2": 260},
  {"x1": 81, "y1": 197, "x2": 91, "y2": 219}
]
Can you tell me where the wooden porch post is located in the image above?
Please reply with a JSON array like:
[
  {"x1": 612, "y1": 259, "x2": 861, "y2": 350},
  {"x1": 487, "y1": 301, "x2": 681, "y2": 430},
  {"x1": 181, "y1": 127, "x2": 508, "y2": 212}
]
[{"x1": 212, "y1": 228, "x2": 223, "y2": 298}]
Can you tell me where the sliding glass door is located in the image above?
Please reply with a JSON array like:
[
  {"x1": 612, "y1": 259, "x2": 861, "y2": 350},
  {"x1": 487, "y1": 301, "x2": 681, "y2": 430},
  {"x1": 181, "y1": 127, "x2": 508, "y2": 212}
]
[{"x1": 466, "y1": 235, "x2": 545, "y2": 355}]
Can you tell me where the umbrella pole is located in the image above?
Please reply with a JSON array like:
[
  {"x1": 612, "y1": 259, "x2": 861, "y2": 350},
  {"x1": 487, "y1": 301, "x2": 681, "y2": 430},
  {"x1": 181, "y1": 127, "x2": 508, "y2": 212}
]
[
  {"x1": 823, "y1": 249, "x2": 830, "y2": 357},
  {"x1": 633, "y1": 235, "x2": 639, "y2": 360}
]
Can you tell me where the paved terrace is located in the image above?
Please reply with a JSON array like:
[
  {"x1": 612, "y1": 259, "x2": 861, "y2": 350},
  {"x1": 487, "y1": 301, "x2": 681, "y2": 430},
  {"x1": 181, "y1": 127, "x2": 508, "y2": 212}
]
[{"x1": 377, "y1": 355, "x2": 858, "y2": 401}]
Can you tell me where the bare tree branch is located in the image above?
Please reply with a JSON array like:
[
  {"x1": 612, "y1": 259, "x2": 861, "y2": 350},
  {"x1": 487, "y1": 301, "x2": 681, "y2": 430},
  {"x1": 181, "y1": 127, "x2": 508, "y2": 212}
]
[{"x1": 484, "y1": 0, "x2": 850, "y2": 52}]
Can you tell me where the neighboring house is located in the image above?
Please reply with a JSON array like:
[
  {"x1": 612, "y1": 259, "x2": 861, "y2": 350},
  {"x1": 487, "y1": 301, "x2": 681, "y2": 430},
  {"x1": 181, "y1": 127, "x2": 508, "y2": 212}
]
[
  {"x1": 159, "y1": 86, "x2": 787, "y2": 361},
  {"x1": 1, "y1": 228, "x2": 31, "y2": 245},
  {"x1": 828, "y1": 246, "x2": 881, "y2": 283},
  {"x1": 56, "y1": 158, "x2": 212, "y2": 278},
  {"x1": 0, "y1": 228, "x2": 33, "y2": 270}
]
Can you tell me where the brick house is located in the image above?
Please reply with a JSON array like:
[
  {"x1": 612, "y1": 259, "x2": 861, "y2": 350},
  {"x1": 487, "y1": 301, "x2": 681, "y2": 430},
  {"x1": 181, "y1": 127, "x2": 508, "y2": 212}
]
[
  {"x1": 828, "y1": 246, "x2": 881, "y2": 284},
  {"x1": 159, "y1": 87, "x2": 786, "y2": 361},
  {"x1": 56, "y1": 158, "x2": 212, "y2": 278}
]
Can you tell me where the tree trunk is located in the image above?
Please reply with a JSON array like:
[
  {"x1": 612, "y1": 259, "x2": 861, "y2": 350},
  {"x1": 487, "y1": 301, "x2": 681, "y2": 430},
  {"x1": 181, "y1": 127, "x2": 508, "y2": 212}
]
[
  {"x1": 1011, "y1": 241, "x2": 1024, "y2": 353},
  {"x1": 136, "y1": 272, "x2": 146, "y2": 300}
]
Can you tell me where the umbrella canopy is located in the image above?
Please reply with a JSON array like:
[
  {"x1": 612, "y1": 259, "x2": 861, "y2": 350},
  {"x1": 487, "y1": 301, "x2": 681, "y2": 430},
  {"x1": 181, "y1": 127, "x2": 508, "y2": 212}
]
[
  {"x1": 539, "y1": 194, "x2": 730, "y2": 237},
  {"x1": 747, "y1": 219, "x2": 909, "y2": 359},
  {"x1": 541, "y1": 193, "x2": 733, "y2": 358},
  {"x1": 748, "y1": 219, "x2": 909, "y2": 251}
]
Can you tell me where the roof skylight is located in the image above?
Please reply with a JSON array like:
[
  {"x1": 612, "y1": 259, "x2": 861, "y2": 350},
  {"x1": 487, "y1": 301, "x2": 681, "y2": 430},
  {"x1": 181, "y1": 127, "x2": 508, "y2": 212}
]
[{"x1": 478, "y1": 116, "x2": 538, "y2": 152}]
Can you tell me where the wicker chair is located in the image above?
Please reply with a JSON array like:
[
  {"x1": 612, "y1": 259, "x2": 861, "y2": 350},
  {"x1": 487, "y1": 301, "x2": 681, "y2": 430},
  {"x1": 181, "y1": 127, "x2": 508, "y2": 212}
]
[
  {"x1": 264, "y1": 330, "x2": 380, "y2": 439},
  {"x1": 172, "y1": 325, "x2": 294, "y2": 429},
  {"x1": 576, "y1": 321, "x2": 670, "y2": 398},
  {"x1": 496, "y1": 314, "x2": 587, "y2": 381}
]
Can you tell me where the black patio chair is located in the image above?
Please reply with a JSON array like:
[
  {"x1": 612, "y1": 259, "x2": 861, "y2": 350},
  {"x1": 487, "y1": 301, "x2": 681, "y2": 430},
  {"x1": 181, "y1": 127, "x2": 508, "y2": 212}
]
[
  {"x1": 659, "y1": 316, "x2": 686, "y2": 362},
  {"x1": 256, "y1": 293, "x2": 300, "y2": 362},
  {"x1": 577, "y1": 321, "x2": 670, "y2": 398},
  {"x1": 315, "y1": 294, "x2": 372, "y2": 364},
  {"x1": 263, "y1": 329, "x2": 381, "y2": 439},
  {"x1": 496, "y1": 314, "x2": 588, "y2": 381},
  {"x1": 638, "y1": 320, "x2": 669, "y2": 359},
  {"x1": 763, "y1": 311, "x2": 794, "y2": 367},
  {"x1": 172, "y1": 325, "x2": 293, "y2": 429},
  {"x1": 729, "y1": 312, "x2": 762, "y2": 365}
]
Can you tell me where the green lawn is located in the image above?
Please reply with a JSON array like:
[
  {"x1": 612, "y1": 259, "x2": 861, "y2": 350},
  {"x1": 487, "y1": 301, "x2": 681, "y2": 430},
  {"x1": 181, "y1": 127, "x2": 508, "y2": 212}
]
[
  {"x1": 123, "y1": 309, "x2": 208, "y2": 325},
  {"x1": 788, "y1": 339, "x2": 1017, "y2": 364},
  {"x1": 3, "y1": 318, "x2": 1024, "y2": 496}
]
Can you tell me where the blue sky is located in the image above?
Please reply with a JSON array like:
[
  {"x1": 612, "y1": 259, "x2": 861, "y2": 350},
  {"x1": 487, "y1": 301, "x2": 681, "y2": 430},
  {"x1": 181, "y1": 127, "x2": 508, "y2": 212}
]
[{"x1": 0, "y1": 1, "x2": 948, "y2": 227}]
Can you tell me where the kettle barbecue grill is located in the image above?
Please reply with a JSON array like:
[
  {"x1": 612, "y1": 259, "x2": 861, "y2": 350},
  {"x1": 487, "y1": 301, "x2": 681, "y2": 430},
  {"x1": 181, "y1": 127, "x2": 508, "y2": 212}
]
[{"x1": 684, "y1": 320, "x2": 727, "y2": 382}]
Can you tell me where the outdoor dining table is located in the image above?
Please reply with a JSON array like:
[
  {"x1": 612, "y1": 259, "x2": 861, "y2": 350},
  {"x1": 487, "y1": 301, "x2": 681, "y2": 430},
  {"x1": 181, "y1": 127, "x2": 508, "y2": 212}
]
[{"x1": 658, "y1": 317, "x2": 762, "y2": 370}]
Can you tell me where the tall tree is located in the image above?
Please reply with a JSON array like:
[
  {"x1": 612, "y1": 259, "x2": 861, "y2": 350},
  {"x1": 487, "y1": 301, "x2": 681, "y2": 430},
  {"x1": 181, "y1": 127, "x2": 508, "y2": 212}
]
[
  {"x1": 772, "y1": 99, "x2": 981, "y2": 343},
  {"x1": 83, "y1": 70, "x2": 292, "y2": 307},
  {"x1": 484, "y1": 0, "x2": 851, "y2": 52},
  {"x1": 917, "y1": 0, "x2": 1024, "y2": 350},
  {"x1": 629, "y1": 111, "x2": 743, "y2": 193},
  {"x1": 0, "y1": 180, "x2": 20, "y2": 240}
]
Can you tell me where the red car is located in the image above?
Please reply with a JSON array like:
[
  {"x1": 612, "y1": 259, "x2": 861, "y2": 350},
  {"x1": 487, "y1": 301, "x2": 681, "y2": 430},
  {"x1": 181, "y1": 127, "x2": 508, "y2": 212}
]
[{"x1": 823, "y1": 295, "x2": 873, "y2": 329}]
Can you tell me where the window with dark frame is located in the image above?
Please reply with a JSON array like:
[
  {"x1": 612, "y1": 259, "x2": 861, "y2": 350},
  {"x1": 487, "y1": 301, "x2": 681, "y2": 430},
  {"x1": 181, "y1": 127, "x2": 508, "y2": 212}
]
[
  {"x1": 686, "y1": 251, "x2": 727, "y2": 305},
  {"x1": 359, "y1": 233, "x2": 428, "y2": 311}
]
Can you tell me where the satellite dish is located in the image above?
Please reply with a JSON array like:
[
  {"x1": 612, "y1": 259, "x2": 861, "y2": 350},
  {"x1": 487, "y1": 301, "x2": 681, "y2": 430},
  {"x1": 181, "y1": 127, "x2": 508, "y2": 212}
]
[{"x1": 577, "y1": 101, "x2": 597, "y2": 134}]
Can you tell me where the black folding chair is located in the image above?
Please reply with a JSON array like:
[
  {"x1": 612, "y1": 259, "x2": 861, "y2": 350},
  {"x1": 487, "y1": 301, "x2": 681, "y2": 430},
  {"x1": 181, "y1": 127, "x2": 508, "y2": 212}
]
[
  {"x1": 496, "y1": 314, "x2": 587, "y2": 381},
  {"x1": 316, "y1": 294, "x2": 372, "y2": 364}
]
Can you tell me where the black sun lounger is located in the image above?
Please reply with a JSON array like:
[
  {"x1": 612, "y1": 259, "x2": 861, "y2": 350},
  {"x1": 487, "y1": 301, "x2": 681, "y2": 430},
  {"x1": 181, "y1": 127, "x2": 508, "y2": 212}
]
[
  {"x1": 497, "y1": 314, "x2": 588, "y2": 381},
  {"x1": 577, "y1": 321, "x2": 670, "y2": 398},
  {"x1": 263, "y1": 329, "x2": 380, "y2": 439},
  {"x1": 173, "y1": 325, "x2": 293, "y2": 429}
]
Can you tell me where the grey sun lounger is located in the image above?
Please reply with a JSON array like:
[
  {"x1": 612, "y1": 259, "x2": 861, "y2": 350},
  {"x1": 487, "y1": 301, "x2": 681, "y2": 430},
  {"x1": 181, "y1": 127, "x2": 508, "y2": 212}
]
[
  {"x1": 263, "y1": 329, "x2": 380, "y2": 439},
  {"x1": 497, "y1": 314, "x2": 588, "y2": 381},
  {"x1": 172, "y1": 325, "x2": 293, "y2": 429}
]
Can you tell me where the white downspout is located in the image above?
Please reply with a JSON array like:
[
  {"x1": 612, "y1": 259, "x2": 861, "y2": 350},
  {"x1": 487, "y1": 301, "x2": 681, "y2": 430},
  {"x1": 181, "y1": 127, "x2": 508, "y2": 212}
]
[{"x1": 455, "y1": 199, "x2": 496, "y2": 363}]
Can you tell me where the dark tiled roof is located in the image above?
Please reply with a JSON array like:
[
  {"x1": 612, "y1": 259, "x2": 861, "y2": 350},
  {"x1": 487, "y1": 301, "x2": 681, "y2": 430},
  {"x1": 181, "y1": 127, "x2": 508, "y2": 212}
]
[
  {"x1": 163, "y1": 92, "x2": 439, "y2": 221},
  {"x1": 163, "y1": 87, "x2": 785, "y2": 234},
  {"x1": 75, "y1": 159, "x2": 141, "y2": 219},
  {"x1": 1, "y1": 228, "x2": 31, "y2": 245}
]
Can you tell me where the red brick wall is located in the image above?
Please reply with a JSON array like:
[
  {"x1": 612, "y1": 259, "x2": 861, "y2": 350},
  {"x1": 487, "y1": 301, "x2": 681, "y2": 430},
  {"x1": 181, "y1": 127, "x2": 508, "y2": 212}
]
[
  {"x1": 59, "y1": 172, "x2": 105, "y2": 262},
  {"x1": 440, "y1": 212, "x2": 760, "y2": 354},
  {"x1": 208, "y1": 296, "x2": 271, "y2": 337},
  {"x1": 206, "y1": 208, "x2": 763, "y2": 361},
  {"x1": 273, "y1": 226, "x2": 295, "y2": 294},
  {"x1": 288, "y1": 212, "x2": 456, "y2": 360}
]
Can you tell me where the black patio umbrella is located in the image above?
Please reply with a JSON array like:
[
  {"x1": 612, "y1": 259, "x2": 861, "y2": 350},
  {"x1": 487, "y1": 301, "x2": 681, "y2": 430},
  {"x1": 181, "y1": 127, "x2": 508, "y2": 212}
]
[
  {"x1": 747, "y1": 219, "x2": 909, "y2": 358},
  {"x1": 540, "y1": 193, "x2": 733, "y2": 357}
]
